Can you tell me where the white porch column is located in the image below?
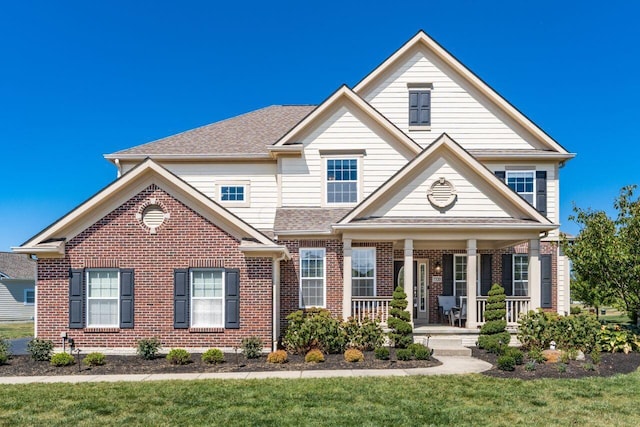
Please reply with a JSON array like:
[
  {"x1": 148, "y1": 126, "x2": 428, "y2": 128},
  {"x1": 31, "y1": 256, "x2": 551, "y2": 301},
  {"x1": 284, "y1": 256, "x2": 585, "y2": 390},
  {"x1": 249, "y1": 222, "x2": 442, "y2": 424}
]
[
  {"x1": 529, "y1": 239, "x2": 541, "y2": 310},
  {"x1": 272, "y1": 257, "x2": 281, "y2": 351},
  {"x1": 466, "y1": 239, "x2": 478, "y2": 329},
  {"x1": 404, "y1": 239, "x2": 414, "y2": 323},
  {"x1": 342, "y1": 239, "x2": 352, "y2": 320}
]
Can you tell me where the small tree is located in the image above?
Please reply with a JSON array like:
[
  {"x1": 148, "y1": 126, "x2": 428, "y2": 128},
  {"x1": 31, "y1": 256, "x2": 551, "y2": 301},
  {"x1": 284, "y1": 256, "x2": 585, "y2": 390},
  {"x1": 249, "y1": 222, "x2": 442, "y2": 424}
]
[
  {"x1": 478, "y1": 284, "x2": 511, "y2": 353},
  {"x1": 387, "y1": 285, "x2": 413, "y2": 348}
]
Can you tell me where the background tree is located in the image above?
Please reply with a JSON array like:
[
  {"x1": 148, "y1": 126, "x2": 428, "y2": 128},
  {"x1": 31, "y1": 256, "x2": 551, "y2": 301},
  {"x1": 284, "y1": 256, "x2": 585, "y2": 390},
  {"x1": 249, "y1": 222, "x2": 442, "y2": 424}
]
[
  {"x1": 562, "y1": 185, "x2": 640, "y2": 324},
  {"x1": 570, "y1": 273, "x2": 613, "y2": 318}
]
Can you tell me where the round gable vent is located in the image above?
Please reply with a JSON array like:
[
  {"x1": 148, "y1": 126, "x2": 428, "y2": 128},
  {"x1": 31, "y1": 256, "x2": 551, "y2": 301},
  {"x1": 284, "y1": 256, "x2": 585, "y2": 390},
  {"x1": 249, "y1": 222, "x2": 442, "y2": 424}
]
[
  {"x1": 427, "y1": 177, "x2": 457, "y2": 209},
  {"x1": 142, "y1": 205, "x2": 165, "y2": 230}
]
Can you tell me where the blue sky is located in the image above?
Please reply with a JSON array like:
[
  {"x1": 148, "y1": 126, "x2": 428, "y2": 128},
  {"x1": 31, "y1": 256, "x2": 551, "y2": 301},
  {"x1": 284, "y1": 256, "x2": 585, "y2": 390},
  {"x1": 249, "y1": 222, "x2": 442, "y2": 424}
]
[{"x1": 1, "y1": 1, "x2": 638, "y2": 251}]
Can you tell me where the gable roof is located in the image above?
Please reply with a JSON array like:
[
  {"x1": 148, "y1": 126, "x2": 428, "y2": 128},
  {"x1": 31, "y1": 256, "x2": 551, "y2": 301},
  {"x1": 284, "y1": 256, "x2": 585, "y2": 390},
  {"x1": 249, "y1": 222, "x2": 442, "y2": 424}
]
[
  {"x1": 338, "y1": 133, "x2": 554, "y2": 226},
  {"x1": 354, "y1": 30, "x2": 571, "y2": 156},
  {"x1": 14, "y1": 159, "x2": 288, "y2": 258},
  {"x1": 270, "y1": 85, "x2": 423, "y2": 156},
  {"x1": 274, "y1": 208, "x2": 352, "y2": 235},
  {"x1": 0, "y1": 252, "x2": 35, "y2": 280},
  {"x1": 105, "y1": 105, "x2": 315, "y2": 161}
]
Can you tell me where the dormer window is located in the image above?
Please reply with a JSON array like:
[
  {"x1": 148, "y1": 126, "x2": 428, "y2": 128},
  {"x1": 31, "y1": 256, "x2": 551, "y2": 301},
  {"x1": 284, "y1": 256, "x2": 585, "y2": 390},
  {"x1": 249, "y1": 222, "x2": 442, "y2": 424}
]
[{"x1": 408, "y1": 84, "x2": 432, "y2": 129}]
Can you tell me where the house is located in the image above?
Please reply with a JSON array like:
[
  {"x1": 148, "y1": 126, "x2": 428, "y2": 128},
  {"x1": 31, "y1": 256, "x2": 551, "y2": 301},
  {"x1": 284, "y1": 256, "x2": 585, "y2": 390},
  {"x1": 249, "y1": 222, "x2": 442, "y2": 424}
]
[
  {"x1": 0, "y1": 252, "x2": 36, "y2": 322},
  {"x1": 13, "y1": 31, "x2": 574, "y2": 351}
]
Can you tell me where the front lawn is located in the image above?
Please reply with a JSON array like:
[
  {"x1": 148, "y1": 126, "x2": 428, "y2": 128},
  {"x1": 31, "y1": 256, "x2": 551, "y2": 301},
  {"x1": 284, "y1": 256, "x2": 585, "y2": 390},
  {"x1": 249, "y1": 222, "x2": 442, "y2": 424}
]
[
  {"x1": 1, "y1": 372, "x2": 639, "y2": 425},
  {"x1": 0, "y1": 321, "x2": 33, "y2": 339}
]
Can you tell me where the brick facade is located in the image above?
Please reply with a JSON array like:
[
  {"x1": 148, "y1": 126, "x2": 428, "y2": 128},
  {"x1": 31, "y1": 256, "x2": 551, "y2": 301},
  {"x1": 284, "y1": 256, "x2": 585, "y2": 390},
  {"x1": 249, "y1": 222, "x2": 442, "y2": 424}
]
[{"x1": 37, "y1": 184, "x2": 273, "y2": 349}]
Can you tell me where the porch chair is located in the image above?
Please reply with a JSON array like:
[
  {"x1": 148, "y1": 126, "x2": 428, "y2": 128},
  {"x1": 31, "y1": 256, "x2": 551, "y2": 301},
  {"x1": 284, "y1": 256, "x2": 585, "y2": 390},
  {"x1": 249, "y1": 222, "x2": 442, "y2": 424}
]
[
  {"x1": 437, "y1": 296, "x2": 456, "y2": 324},
  {"x1": 450, "y1": 300, "x2": 467, "y2": 327}
]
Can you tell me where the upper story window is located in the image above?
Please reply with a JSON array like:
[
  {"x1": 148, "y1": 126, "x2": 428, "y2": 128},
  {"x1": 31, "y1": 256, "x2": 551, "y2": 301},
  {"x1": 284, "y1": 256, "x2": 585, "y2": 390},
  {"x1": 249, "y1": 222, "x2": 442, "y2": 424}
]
[
  {"x1": 409, "y1": 89, "x2": 431, "y2": 128},
  {"x1": 506, "y1": 171, "x2": 535, "y2": 206},
  {"x1": 86, "y1": 270, "x2": 120, "y2": 328},
  {"x1": 326, "y1": 158, "x2": 358, "y2": 204},
  {"x1": 221, "y1": 186, "x2": 244, "y2": 202}
]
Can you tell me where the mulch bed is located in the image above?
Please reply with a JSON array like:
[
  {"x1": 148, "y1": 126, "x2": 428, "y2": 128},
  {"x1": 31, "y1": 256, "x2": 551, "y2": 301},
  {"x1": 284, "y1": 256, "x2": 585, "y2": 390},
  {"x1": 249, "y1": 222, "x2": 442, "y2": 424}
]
[
  {"x1": 0, "y1": 349, "x2": 440, "y2": 377},
  {"x1": 472, "y1": 347, "x2": 640, "y2": 380}
]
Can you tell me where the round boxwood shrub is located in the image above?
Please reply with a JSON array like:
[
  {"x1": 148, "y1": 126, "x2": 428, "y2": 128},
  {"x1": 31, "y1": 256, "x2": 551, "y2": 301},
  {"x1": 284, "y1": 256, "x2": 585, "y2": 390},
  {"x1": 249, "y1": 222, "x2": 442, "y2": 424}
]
[
  {"x1": 408, "y1": 343, "x2": 432, "y2": 361},
  {"x1": 202, "y1": 348, "x2": 225, "y2": 364},
  {"x1": 305, "y1": 349, "x2": 325, "y2": 363},
  {"x1": 504, "y1": 347, "x2": 524, "y2": 365},
  {"x1": 241, "y1": 336, "x2": 264, "y2": 359},
  {"x1": 166, "y1": 348, "x2": 191, "y2": 365},
  {"x1": 344, "y1": 348, "x2": 364, "y2": 362},
  {"x1": 374, "y1": 347, "x2": 390, "y2": 360},
  {"x1": 50, "y1": 352, "x2": 75, "y2": 367},
  {"x1": 137, "y1": 337, "x2": 161, "y2": 360},
  {"x1": 267, "y1": 350, "x2": 288, "y2": 364},
  {"x1": 83, "y1": 352, "x2": 106, "y2": 367},
  {"x1": 396, "y1": 348, "x2": 412, "y2": 361},
  {"x1": 27, "y1": 338, "x2": 54, "y2": 362},
  {"x1": 497, "y1": 355, "x2": 516, "y2": 371}
]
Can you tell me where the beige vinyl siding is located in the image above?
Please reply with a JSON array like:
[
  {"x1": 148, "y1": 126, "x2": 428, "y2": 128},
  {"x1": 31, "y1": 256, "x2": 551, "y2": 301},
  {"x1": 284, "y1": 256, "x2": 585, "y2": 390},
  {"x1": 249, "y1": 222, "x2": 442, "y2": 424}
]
[
  {"x1": 0, "y1": 280, "x2": 34, "y2": 322},
  {"x1": 280, "y1": 105, "x2": 412, "y2": 207},
  {"x1": 361, "y1": 47, "x2": 546, "y2": 150},
  {"x1": 371, "y1": 156, "x2": 511, "y2": 218},
  {"x1": 160, "y1": 162, "x2": 278, "y2": 230}
]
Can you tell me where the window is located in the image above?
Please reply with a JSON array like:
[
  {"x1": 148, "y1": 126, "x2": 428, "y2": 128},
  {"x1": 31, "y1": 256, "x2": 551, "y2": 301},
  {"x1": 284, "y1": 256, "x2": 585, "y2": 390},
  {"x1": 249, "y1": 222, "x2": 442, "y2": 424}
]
[
  {"x1": 326, "y1": 158, "x2": 358, "y2": 204},
  {"x1": 352, "y1": 248, "x2": 376, "y2": 297},
  {"x1": 513, "y1": 255, "x2": 529, "y2": 296},
  {"x1": 506, "y1": 171, "x2": 535, "y2": 206},
  {"x1": 454, "y1": 255, "x2": 467, "y2": 297},
  {"x1": 86, "y1": 270, "x2": 119, "y2": 327},
  {"x1": 409, "y1": 90, "x2": 431, "y2": 127},
  {"x1": 191, "y1": 269, "x2": 225, "y2": 327},
  {"x1": 300, "y1": 248, "x2": 325, "y2": 307},
  {"x1": 24, "y1": 289, "x2": 35, "y2": 305},
  {"x1": 221, "y1": 185, "x2": 245, "y2": 202}
]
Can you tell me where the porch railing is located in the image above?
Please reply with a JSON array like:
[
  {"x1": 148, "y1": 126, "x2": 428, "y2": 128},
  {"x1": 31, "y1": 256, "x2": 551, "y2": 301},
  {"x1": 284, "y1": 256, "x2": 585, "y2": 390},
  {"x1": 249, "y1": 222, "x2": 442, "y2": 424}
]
[
  {"x1": 351, "y1": 297, "x2": 392, "y2": 325},
  {"x1": 476, "y1": 296, "x2": 530, "y2": 326}
]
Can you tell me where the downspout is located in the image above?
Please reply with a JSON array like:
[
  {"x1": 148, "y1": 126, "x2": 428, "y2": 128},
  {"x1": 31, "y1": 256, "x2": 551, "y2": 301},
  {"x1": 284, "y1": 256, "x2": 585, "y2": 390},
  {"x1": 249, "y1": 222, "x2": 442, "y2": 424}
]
[
  {"x1": 115, "y1": 158, "x2": 122, "y2": 178},
  {"x1": 272, "y1": 251, "x2": 287, "y2": 351},
  {"x1": 32, "y1": 255, "x2": 38, "y2": 338}
]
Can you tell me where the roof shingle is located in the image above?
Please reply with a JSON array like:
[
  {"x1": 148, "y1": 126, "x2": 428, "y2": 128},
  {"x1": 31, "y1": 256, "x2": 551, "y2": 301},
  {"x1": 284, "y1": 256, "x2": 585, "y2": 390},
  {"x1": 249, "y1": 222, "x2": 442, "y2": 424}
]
[{"x1": 0, "y1": 252, "x2": 36, "y2": 280}]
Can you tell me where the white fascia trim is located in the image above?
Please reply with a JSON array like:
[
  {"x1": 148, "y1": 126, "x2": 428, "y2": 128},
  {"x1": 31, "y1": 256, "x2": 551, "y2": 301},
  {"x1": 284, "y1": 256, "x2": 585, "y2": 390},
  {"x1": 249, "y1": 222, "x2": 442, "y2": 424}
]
[
  {"x1": 104, "y1": 154, "x2": 273, "y2": 163},
  {"x1": 332, "y1": 223, "x2": 558, "y2": 231},
  {"x1": 469, "y1": 152, "x2": 577, "y2": 161},
  {"x1": 239, "y1": 245, "x2": 291, "y2": 261}
]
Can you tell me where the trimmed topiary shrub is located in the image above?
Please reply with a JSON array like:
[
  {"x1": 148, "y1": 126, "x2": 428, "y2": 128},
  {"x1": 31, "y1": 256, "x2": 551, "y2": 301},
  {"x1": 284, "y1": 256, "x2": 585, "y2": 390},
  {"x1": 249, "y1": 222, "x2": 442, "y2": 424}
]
[
  {"x1": 408, "y1": 343, "x2": 432, "y2": 360},
  {"x1": 50, "y1": 352, "x2": 75, "y2": 367},
  {"x1": 283, "y1": 308, "x2": 345, "y2": 354},
  {"x1": 344, "y1": 348, "x2": 364, "y2": 362},
  {"x1": 396, "y1": 348, "x2": 412, "y2": 361},
  {"x1": 497, "y1": 355, "x2": 516, "y2": 371},
  {"x1": 478, "y1": 284, "x2": 510, "y2": 353},
  {"x1": 374, "y1": 347, "x2": 390, "y2": 360},
  {"x1": 241, "y1": 336, "x2": 263, "y2": 359},
  {"x1": 166, "y1": 348, "x2": 191, "y2": 365},
  {"x1": 137, "y1": 337, "x2": 161, "y2": 360},
  {"x1": 27, "y1": 338, "x2": 54, "y2": 362},
  {"x1": 267, "y1": 350, "x2": 288, "y2": 364},
  {"x1": 83, "y1": 352, "x2": 106, "y2": 367},
  {"x1": 388, "y1": 285, "x2": 413, "y2": 348},
  {"x1": 202, "y1": 348, "x2": 225, "y2": 364},
  {"x1": 305, "y1": 349, "x2": 325, "y2": 363}
]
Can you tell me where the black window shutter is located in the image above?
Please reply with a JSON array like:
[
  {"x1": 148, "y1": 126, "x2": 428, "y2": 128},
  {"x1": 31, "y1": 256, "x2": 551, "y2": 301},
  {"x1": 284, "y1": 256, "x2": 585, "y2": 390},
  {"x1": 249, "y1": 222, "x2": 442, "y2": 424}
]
[
  {"x1": 536, "y1": 171, "x2": 547, "y2": 216},
  {"x1": 541, "y1": 254, "x2": 552, "y2": 308},
  {"x1": 480, "y1": 254, "x2": 492, "y2": 296},
  {"x1": 119, "y1": 269, "x2": 134, "y2": 329},
  {"x1": 174, "y1": 269, "x2": 189, "y2": 328},
  {"x1": 442, "y1": 254, "x2": 454, "y2": 296},
  {"x1": 495, "y1": 171, "x2": 506, "y2": 182},
  {"x1": 409, "y1": 91, "x2": 419, "y2": 125},
  {"x1": 69, "y1": 269, "x2": 85, "y2": 329},
  {"x1": 419, "y1": 91, "x2": 431, "y2": 125},
  {"x1": 501, "y1": 254, "x2": 513, "y2": 296},
  {"x1": 225, "y1": 268, "x2": 240, "y2": 329}
]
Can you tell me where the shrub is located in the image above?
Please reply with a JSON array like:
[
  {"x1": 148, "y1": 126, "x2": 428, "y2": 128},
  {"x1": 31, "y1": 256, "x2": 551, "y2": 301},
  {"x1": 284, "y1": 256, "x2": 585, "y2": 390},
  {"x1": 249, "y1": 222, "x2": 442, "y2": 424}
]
[
  {"x1": 50, "y1": 352, "x2": 75, "y2": 367},
  {"x1": 566, "y1": 348, "x2": 579, "y2": 361},
  {"x1": 387, "y1": 285, "x2": 413, "y2": 348},
  {"x1": 304, "y1": 349, "x2": 325, "y2": 363},
  {"x1": 524, "y1": 361, "x2": 536, "y2": 371},
  {"x1": 166, "y1": 348, "x2": 191, "y2": 365},
  {"x1": 497, "y1": 355, "x2": 516, "y2": 371},
  {"x1": 599, "y1": 324, "x2": 640, "y2": 353},
  {"x1": 344, "y1": 349, "x2": 364, "y2": 362},
  {"x1": 557, "y1": 363, "x2": 567, "y2": 373},
  {"x1": 478, "y1": 284, "x2": 510, "y2": 354},
  {"x1": 559, "y1": 351, "x2": 570, "y2": 364},
  {"x1": 583, "y1": 362, "x2": 596, "y2": 371},
  {"x1": 374, "y1": 347, "x2": 390, "y2": 360},
  {"x1": 0, "y1": 337, "x2": 11, "y2": 365},
  {"x1": 283, "y1": 309, "x2": 345, "y2": 354},
  {"x1": 590, "y1": 349, "x2": 602, "y2": 365},
  {"x1": 528, "y1": 347, "x2": 547, "y2": 364},
  {"x1": 504, "y1": 347, "x2": 524, "y2": 365},
  {"x1": 267, "y1": 350, "x2": 288, "y2": 364},
  {"x1": 83, "y1": 352, "x2": 106, "y2": 367},
  {"x1": 343, "y1": 317, "x2": 385, "y2": 351},
  {"x1": 478, "y1": 334, "x2": 510, "y2": 354},
  {"x1": 570, "y1": 306, "x2": 582, "y2": 315},
  {"x1": 137, "y1": 337, "x2": 161, "y2": 360},
  {"x1": 396, "y1": 348, "x2": 412, "y2": 361},
  {"x1": 202, "y1": 348, "x2": 225, "y2": 364},
  {"x1": 408, "y1": 343, "x2": 431, "y2": 360},
  {"x1": 241, "y1": 336, "x2": 263, "y2": 359},
  {"x1": 27, "y1": 338, "x2": 54, "y2": 362},
  {"x1": 518, "y1": 309, "x2": 601, "y2": 352}
]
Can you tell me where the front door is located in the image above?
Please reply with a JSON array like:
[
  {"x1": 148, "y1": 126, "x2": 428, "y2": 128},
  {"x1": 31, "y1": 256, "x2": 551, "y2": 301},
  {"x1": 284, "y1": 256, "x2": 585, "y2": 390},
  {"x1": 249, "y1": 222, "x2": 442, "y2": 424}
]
[{"x1": 393, "y1": 260, "x2": 429, "y2": 321}]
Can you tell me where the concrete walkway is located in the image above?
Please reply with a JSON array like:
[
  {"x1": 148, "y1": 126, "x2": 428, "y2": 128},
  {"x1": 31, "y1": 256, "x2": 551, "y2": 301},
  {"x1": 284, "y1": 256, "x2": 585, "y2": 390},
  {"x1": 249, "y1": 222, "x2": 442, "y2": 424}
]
[{"x1": 0, "y1": 356, "x2": 492, "y2": 384}]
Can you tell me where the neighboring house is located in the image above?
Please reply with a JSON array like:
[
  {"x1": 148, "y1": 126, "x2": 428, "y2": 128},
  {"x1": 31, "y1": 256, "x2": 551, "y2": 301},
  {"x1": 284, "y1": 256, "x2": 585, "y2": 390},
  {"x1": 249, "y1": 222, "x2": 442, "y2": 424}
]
[
  {"x1": 0, "y1": 252, "x2": 36, "y2": 322},
  {"x1": 14, "y1": 31, "x2": 574, "y2": 350}
]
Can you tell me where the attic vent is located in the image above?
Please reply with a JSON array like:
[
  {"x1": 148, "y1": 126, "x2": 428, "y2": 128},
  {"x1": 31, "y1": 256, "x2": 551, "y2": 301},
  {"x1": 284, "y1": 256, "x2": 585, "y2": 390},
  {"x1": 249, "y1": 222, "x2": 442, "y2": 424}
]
[
  {"x1": 142, "y1": 205, "x2": 165, "y2": 232},
  {"x1": 427, "y1": 177, "x2": 457, "y2": 209}
]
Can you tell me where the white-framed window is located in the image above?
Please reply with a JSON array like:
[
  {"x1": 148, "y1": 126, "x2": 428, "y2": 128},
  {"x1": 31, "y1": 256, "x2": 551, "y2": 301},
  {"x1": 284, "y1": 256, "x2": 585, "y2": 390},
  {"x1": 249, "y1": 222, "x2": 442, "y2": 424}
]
[
  {"x1": 352, "y1": 248, "x2": 376, "y2": 297},
  {"x1": 300, "y1": 248, "x2": 325, "y2": 307},
  {"x1": 86, "y1": 270, "x2": 120, "y2": 328},
  {"x1": 191, "y1": 269, "x2": 225, "y2": 328},
  {"x1": 24, "y1": 288, "x2": 35, "y2": 305},
  {"x1": 513, "y1": 255, "x2": 529, "y2": 296},
  {"x1": 454, "y1": 255, "x2": 467, "y2": 297},
  {"x1": 221, "y1": 185, "x2": 245, "y2": 202},
  {"x1": 326, "y1": 158, "x2": 358, "y2": 204},
  {"x1": 216, "y1": 182, "x2": 250, "y2": 207},
  {"x1": 506, "y1": 171, "x2": 535, "y2": 206}
]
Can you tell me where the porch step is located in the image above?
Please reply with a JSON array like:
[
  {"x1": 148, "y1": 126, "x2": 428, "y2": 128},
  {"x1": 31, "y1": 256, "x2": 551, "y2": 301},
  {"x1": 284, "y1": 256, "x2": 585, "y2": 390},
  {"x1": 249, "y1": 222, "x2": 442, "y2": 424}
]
[{"x1": 412, "y1": 336, "x2": 472, "y2": 357}]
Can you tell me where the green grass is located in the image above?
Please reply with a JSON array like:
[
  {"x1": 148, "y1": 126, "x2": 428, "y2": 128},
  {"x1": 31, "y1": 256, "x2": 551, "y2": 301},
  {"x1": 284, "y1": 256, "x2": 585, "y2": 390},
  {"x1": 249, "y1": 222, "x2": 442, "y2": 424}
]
[
  {"x1": 0, "y1": 322, "x2": 34, "y2": 339},
  {"x1": 1, "y1": 372, "x2": 639, "y2": 426}
]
